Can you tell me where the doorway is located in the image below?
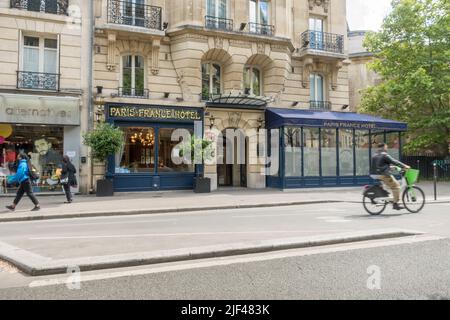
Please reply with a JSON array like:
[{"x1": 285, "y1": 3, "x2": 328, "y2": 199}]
[{"x1": 217, "y1": 129, "x2": 248, "y2": 188}]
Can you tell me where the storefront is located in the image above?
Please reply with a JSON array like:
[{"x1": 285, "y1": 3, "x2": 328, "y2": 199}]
[
  {"x1": 105, "y1": 103, "x2": 204, "y2": 192},
  {"x1": 266, "y1": 108, "x2": 407, "y2": 189},
  {"x1": 0, "y1": 93, "x2": 81, "y2": 194}
]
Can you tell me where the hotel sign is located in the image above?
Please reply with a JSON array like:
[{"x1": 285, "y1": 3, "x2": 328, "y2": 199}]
[
  {"x1": 0, "y1": 94, "x2": 80, "y2": 126},
  {"x1": 108, "y1": 105, "x2": 203, "y2": 122},
  {"x1": 323, "y1": 121, "x2": 377, "y2": 130}
]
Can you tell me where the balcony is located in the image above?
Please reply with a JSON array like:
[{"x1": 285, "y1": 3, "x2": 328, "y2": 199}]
[
  {"x1": 107, "y1": 0, "x2": 162, "y2": 31},
  {"x1": 205, "y1": 16, "x2": 234, "y2": 32},
  {"x1": 10, "y1": 0, "x2": 68, "y2": 15},
  {"x1": 17, "y1": 71, "x2": 60, "y2": 91},
  {"x1": 117, "y1": 87, "x2": 149, "y2": 99},
  {"x1": 296, "y1": 30, "x2": 345, "y2": 60},
  {"x1": 248, "y1": 22, "x2": 275, "y2": 37},
  {"x1": 309, "y1": 101, "x2": 331, "y2": 111}
]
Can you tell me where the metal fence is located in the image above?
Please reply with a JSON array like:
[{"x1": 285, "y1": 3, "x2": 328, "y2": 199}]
[
  {"x1": 402, "y1": 155, "x2": 450, "y2": 181},
  {"x1": 107, "y1": 0, "x2": 162, "y2": 30},
  {"x1": 300, "y1": 30, "x2": 344, "y2": 54},
  {"x1": 10, "y1": 0, "x2": 69, "y2": 15}
]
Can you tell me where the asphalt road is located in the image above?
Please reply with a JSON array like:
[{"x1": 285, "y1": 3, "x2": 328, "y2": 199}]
[
  {"x1": 0, "y1": 237, "x2": 449, "y2": 300},
  {"x1": 0, "y1": 202, "x2": 449, "y2": 260}
]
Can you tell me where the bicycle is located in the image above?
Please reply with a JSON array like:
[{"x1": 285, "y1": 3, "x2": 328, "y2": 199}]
[{"x1": 362, "y1": 167, "x2": 426, "y2": 215}]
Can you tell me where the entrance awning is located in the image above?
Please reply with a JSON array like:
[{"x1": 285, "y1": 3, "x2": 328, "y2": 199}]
[
  {"x1": 266, "y1": 108, "x2": 407, "y2": 131},
  {"x1": 206, "y1": 94, "x2": 269, "y2": 109}
]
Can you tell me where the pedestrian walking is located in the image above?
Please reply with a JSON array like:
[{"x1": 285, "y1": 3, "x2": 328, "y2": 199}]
[
  {"x1": 5, "y1": 152, "x2": 40, "y2": 212},
  {"x1": 60, "y1": 155, "x2": 77, "y2": 204}
]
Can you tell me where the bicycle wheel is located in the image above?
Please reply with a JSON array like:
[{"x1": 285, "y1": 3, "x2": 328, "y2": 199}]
[
  {"x1": 363, "y1": 195, "x2": 387, "y2": 215},
  {"x1": 402, "y1": 186, "x2": 426, "y2": 213}
]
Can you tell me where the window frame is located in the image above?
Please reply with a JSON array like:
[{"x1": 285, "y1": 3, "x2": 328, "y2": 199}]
[
  {"x1": 202, "y1": 61, "x2": 223, "y2": 100},
  {"x1": 120, "y1": 54, "x2": 146, "y2": 96},
  {"x1": 249, "y1": 0, "x2": 271, "y2": 25},
  {"x1": 243, "y1": 65, "x2": 263, "y2": 96},
  {"x1": 20, "y1": 33, "x2": 59, "y2": 75},
  {"x1": 206, "y1": 0, "x2": 228, "y2": 18},
  {"x1": 310, "y1": 73, "x2": 325, "y2": 102}
]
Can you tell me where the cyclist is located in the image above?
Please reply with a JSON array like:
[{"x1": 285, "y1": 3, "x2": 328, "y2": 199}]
[{"x1": 370, "y1": 143, "x2": 410, "y2": 210}]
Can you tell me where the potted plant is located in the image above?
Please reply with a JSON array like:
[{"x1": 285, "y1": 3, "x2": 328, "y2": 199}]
[
  {"x1": 83, "y1": 123, "x2": 124, "y2": 197},
  {"x1": 179, "y1": 135, "x2": 214, "y2": 193}
]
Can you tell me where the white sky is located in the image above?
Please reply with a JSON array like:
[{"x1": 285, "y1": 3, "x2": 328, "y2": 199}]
[{"x1": 347, "y1": 0, "x2": 393, "y2": 31}]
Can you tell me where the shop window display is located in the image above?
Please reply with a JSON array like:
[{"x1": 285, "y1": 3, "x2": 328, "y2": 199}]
[
  {"x1": 339, "y1": 129, "x2": 354, "y2": 176},
  {"x1": 284, "y1": 127, "x2": 302, "y2": 177},
  {"x1": 0, "y1": 125, "x2": 64, "y2": 193},
  {"x1": 321, "y1": 129, "x2": 337, "y2": 176}
]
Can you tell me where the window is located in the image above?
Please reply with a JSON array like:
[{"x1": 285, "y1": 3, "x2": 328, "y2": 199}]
[
  {"x1": 321, "y1": 129, "x2": 337, "y2": 176},
  {"x1": 310, "y1": 73, "x2": 324, "y2": 102},
  {"x1": 122, "y1": 55, "x2": 145, "y2": 97},
  {"x1": 249, "y1": 0, "x2": 270, "y2": 25},
  {"x1": 23, "y1": 36, "x2": 58, "y2": 74},
  {"x1": 309, "y1": 17, "x2": 324, "y2": 50},
  {"x1": 386, "y1": 131, "x2": 400, "y2": 160},
  {"x1": 355, "y1": 130, "x2": 370, "y2": 176},
  {"x1": 116, "y1": 127, "x2": 155, "y2": 174},
  {"x1": 284, "y1": 127, "x2": 302, "y2": 177},
  {"x1": 123, "y1": 0, "x2": 146, "y2": 27},
  {"x1": 158, "y1": 128, "x2": 194, "y2": 173},
  {"x1": 202, "y1": 62, "x2": 222, "y2": 100},
  {"x1": 339, "y1": 129, "x2": 354, "y2": 176},
  {"x1": 303, "y1": 127, "x2": 320, "y2": 176},
  {"x1": 207, "y1": 0, "x2": 227, "y2": 18},
  {"x1": 243, "y1": 66, "x2": 261, "y2": 96}
]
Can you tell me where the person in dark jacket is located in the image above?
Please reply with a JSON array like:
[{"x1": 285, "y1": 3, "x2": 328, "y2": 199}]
[
  {"x1": 60, "y1": 155, "x2": 77, "y2": 204},
  {"x1": 5, "y1": 152, "x2": 40, "y2": 212},
  {"x1": 370, "y1": 143, "x2": 410, "y2": 210}
]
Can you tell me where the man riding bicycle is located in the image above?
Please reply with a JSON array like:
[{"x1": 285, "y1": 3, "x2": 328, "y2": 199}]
[{"x1": 370, "y1": 143, "x2": 411, "y2": 210}]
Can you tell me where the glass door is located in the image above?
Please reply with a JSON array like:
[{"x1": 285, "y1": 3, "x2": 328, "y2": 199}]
[{"x1": 124, "y1": 0, "x2": 145, "y2": 27}]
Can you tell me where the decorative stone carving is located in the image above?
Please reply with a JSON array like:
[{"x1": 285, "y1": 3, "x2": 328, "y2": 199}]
[
  {"x1": 308, "y1": 0, "x2": 330, "y2": 13},
  {"x1": 302, "y1": 57, "x2": 314, "y2": 88},
  {"x1": 331, "y1": 61, "x2": 343, "y2": 91},
  {"x1": 215, "y1": 37, "x2": 224, "y2": 50},
  {"x1": 257, "y1": 42, "x2": 265, "y2": 55},
  {"x1": 151, "y1": 39, "x2": 161, "y2": 75},
  {"x1": 228, "y1": 112, "x2": 242, "y2": 128},
  {"x1": 106, "y1": 32, "x2": 117, "y2": 71}
]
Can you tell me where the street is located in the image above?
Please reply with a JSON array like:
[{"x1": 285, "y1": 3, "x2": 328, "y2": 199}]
[{"x1": 0, "y1": 201, "x2": 449, "y2": 299}]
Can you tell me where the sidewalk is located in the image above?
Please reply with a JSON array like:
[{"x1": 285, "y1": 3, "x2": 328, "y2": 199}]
[{"x1": 0, "y1": 182, "x2": 449, "y2": 223}]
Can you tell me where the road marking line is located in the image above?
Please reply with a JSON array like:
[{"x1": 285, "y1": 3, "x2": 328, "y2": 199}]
[
  {"x1": 34, "y1": 219, "x2": 178, "y2": 228},
  {"x1": 28, "y1": 234, "x2": 445, "y2": 288},
  {"x1": 28, "y1": 230, "x2": 353, "y2": 240}
]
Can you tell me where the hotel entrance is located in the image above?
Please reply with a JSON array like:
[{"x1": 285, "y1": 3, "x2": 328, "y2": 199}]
[{"x1": 217, "y1": 128, "x2": 248, "y2": 188}]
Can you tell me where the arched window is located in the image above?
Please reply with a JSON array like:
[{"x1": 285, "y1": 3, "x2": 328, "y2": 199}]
[
  {"x1": 244, "y1": 66, "x2": 262, "y2": 96},
  {"x1": 122, "y1": 55, "x2": 145, "y2": 97},
  {"x1": 202, "y1": 62, "x2": 222, "y2": 100}
]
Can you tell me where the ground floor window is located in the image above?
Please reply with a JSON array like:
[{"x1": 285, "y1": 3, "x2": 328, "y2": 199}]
[
  {"x1": 0, "y1": 124, "x2": 64, "y2": 194},
  {"x1": 280, "y1": 126, "x2": 402, "y2": 179},
  {"x1": 114, "y1": 125, "x2": 194, "y2": 174}
]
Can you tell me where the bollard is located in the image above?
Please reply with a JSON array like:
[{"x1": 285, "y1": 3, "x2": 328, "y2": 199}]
[{"x1": 433, "y1": 163, "x2": 437, "y2": 201}]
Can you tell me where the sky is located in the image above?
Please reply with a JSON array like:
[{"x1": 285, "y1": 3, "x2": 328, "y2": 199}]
[{"x1": 347, "y1": 0, "x2": 393, "y2": 31}]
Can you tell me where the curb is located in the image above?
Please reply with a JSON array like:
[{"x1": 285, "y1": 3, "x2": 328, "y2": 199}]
[
  {"x1": 0, "y1": 200, "x2": 342, "y2": 223},
  {"x1": 0, "y1": 229, "x2": 421, "y2": 276}
]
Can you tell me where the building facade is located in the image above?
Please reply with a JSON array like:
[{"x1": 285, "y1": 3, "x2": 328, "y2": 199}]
[
  {"x1": 0, "y1": 1, "x2": 406, "y2": 194},
  {"x1": 348, "y1": 30, "x2": 381, "y2": 112},
  {"x1": 0, "y1": 0, "x2": 92, "y2": 195}
]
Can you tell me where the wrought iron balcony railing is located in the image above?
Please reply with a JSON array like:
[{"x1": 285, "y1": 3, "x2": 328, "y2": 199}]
[
  {"x1": 205, "y1": 15, "x2": 234, "y2": 32},
  {"x1": 309, "y1": 100, "x2": 332, "y2": 111},
  {"x1": 17, "y1": 71, "x2": 60, "y2": 91},
  {"x1": 10, "y1": 0, "x2": 68, "y2": 15},
  {"x1": 118, "y1": 87, "x2": 149, "y2": 99},
  {"x1": 248, "y1": 22, "x2": 275, "y2": 36},
  {"x1": 301, "y1": 30, "x2": 344, "y2": 54},
  {"x1": 107, "y1": 0, "x2": 162, "y2": 30}
]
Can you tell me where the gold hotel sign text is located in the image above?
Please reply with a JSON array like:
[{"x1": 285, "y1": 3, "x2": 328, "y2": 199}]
[{"x1": 109, "y1": 106, "x2": 202, "y2": 121}]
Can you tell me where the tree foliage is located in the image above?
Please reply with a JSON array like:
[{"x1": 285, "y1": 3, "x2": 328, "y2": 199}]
[
  {"x1": 361, "y1": 0, "x2": 450, "y2": 155},
  {"x1": 83, "y1": 123, "x2": 124, "y2": 162}
]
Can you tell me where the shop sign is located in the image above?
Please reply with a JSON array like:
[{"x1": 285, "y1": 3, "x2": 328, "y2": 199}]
[
  {"x1": 323, "y1": 121, "x2": 377, "y2": 130},
  {"x1": 0, "y1": 94, "x2": 80, "y2": 126},
  {"x1": 107, "y1": 104, "x2": 202, "y2": 122}
]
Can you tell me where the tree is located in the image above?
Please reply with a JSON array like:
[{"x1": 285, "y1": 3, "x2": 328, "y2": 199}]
[{"x1": 361, "y1": 0, "x2": 450, "y2": 156}]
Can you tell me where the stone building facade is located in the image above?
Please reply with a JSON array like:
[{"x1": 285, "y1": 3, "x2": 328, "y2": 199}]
[
  {"x1": 92, "y1": 0, "x2": 351, "y2": 191},
  {"x1": 0, "y1": 0, "x2": 92, "y2": 194},
  {"x1": 348, "y1": 30, "x2": 381, "y2": 112}
]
